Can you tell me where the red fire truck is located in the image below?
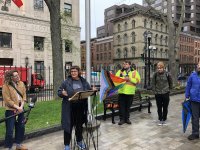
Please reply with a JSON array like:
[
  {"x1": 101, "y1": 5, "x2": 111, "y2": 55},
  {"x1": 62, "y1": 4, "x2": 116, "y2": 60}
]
[{"x1": 0, "y1": 66, "x2": 45, "y2": 93}]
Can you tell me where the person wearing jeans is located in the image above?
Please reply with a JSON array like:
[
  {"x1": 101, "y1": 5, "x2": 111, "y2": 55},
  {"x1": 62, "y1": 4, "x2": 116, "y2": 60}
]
[
  {"x1": 2, "y1": 70, "x2": 28, "y2": 150},
  {"x1": 152, "y1": 62, "x2": 173, "y2": 126}
]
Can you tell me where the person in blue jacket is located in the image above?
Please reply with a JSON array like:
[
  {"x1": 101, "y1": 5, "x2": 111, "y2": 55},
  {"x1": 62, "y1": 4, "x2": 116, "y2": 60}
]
[
  {"x1": 185, "y1": 61, "x2": 200, "y2": 140},
  {"x1": 58, "y1": 66, "x2": 91, "y2": 150}
]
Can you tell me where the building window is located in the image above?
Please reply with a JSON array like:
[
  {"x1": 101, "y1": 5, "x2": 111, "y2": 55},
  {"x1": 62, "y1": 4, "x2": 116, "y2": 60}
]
[
  {"x1": 117, "y1": 48, "x2": 121, "y2": 58},
  {"x1": 131, "y1": 32, "x2": 135, "y2": 43},
  {"x1": 123, "y1": 48, "x2": 128, "y2": 58},
  {"x1": 64, "y1": 3, "x2": 72, "y2": 17},
  {"x1": 155, "y1": 22, "x2": 158, "y2": 30},
  {"x1": 132, "y1": 20, "x2": 135, "y2": 28},
  {"x1": 123, "y1": 34, "x2": 128, "y2": 44},
  {"x1": 124, "y1": 22, "x2": 128, "y2": 31},
  {"x1": 65, "y1": 40, "x2": 72, "y2": 52},
  {"x1": 109, "y1": 52, "x2": 111, "y2": 59},
  {"x1": 150, "y1": 21, "x2": 153, "y2": 29},
  {"x1": 104, "y1": 53, "x2": 107, "y2": 60},
  {"x1": 160, "y1": 35, "x2": 163, "y2": 45},
  {"x1": 131, "y1": 46, "x2": 136, "y2": 57},
  {"x1": 117, "y1": 24, "x2": 121, "y2": 32},
  {"x1": 108, "y1": 42, "x2": 111, "y2": 50},
  {"x1": 0, "y1": 32, "x2": 12, "y2": 48},
  {"x1": 34, "y1": 36, "x2": 44, "y2": 51},
  {"x1": 155, "y1": 34, "x2": 158, "y2": 44},
  {"x1": 165, "y1": 36, "x2": 168, "y2": 46},
  {"x1": 117, "y1": 35, "x2": 121, "y2": 45},
  {"x1": 34, "y1": 61, "x2": 45, "y2": 77},
  {"x1": 161, "y1": 24, "x2": 163, "y2": 32},
  {"x1": 34, "y1": 0, "x2": 44, "y2": 11},
  {"x1": 144, "y1": 19, "x2": 147, "y2": 28},
  {"x1": 97, "y1": 54, "x2": 99, "y2": 60}
]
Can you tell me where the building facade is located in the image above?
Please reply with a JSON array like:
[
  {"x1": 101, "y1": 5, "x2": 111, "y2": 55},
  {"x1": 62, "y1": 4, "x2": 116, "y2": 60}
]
[
  {"x1": 143, "y1": 0, "x2": 200, "y2": 36},
  {"x1": 94, "y1": 36, "x2": 113, "y2": 71},
  {"x1": 112, "y1": 4, "x2": 173, "y2": 81},
  {"x1": 0, "y1": 0, "x2": 80, "y2": 83}
]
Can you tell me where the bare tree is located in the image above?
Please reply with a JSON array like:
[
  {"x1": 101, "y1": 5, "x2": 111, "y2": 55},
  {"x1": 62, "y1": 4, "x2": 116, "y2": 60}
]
[
  {"x1": 44, "y1": 0, "x2": 63, "y2": 98},
  {"x1": 144, "y1": 0, "x2": 185, "y2": 83}
]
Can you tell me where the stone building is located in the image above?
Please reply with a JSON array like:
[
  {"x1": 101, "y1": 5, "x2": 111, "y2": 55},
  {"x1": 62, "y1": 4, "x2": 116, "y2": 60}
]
[
  {"x1": 111, "y1": 4, "x2": 172, "y2": 80},
  {"x1": 0, "y1": 0, "x2": 80, "y2": 83}
]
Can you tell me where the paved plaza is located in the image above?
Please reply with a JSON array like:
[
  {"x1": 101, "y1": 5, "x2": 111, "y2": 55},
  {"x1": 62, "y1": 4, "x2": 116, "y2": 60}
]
[{"x1": 1, "y1": 93, "x2": 200, "y2": 150}]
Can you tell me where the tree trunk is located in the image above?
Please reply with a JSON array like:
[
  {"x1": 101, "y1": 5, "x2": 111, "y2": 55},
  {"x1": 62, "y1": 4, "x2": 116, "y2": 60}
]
[
  {"x1": 167, "y1": 0, "x2": 177, "y2": 83},
  {"x1": 44, "y1": 0, "x2": 63, "y2": 98}
]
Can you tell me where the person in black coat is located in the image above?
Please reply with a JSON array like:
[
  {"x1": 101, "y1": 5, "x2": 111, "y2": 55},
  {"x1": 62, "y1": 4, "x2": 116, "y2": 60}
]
[{"x1": 58, "y1": 66, "x2": 91, "y2": 150}]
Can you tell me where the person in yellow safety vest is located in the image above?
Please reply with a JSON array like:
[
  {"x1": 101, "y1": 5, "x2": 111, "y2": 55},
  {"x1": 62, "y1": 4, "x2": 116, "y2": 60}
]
[{"x1": 116, "y1": 61, "x2": 141, "y2": 125}]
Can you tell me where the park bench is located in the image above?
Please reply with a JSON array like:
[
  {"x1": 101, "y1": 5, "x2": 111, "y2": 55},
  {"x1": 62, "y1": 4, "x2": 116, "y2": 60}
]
[{"x1": 103, "y1": 90, "x2": 151, "y2": 124}]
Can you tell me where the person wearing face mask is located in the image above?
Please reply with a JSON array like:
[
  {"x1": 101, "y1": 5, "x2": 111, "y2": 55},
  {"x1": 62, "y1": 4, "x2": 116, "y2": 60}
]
[
  {"x1": 116, "y1": 61, "x2": 141, "y2": 125},
  {"x1": 185, "y1": 61, "x2": 200, "y2": 140},
  {"x1": 152, "y1": 62, "x2": 173, "y2": 126}
]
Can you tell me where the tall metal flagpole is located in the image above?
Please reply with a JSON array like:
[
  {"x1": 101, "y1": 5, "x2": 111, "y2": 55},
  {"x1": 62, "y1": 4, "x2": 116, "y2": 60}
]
[{"x1": 85, "y1": 0, "x2": 92, "y2": 119}]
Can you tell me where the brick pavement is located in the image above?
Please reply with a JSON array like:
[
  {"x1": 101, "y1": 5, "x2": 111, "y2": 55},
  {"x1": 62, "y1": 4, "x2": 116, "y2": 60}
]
[{"x1": 1, "y1": 94, "x2": 200, "y2": 150}]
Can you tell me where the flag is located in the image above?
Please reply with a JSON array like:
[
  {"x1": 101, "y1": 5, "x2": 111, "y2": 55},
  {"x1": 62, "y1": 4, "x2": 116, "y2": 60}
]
[
  {"x1": 12, "y1": 0, "x2": 23, "y2": 8},
  {"x1": 99, "y1": 70, "x2": 126, "y2": 102}
]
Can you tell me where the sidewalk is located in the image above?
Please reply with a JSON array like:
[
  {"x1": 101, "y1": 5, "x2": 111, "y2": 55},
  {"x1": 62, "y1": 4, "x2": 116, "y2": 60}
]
[{"x1": 1, "y1": 93, "x2": 200, "y2": 150}]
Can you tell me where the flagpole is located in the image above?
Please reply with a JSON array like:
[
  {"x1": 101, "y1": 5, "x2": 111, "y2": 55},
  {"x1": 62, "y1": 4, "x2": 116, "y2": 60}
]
[{"x1": 85, "y1": 0, "x2": 92, "y2": 120}]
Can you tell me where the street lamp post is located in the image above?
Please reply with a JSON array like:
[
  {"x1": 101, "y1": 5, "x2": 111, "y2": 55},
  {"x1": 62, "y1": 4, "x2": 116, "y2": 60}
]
[
  {"x1": 147, "y1": 31, "x2": 152, "y2": 89},
  {"x1": 25, "y1": 57, "x2": 29, "y2": 91},
  {"x1": 143, "y1": 31, "x2": 147, "y2": 89}
]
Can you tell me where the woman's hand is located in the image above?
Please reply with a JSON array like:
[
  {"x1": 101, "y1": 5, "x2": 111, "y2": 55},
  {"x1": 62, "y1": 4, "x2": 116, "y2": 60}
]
[{"x1": 62, "y1": 89, "x2": 68, "y2": 96}]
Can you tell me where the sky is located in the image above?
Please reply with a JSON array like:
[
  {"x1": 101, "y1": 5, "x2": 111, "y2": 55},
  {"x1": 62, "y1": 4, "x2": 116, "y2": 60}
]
[{"x1": 79, "y1": 0, "x2": 143, "y2": 40}]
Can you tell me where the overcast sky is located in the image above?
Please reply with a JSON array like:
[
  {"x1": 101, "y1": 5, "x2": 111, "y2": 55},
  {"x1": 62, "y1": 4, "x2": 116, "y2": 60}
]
[{"x1": 79, "y1": 0, "x2": 143, "y2": 40}]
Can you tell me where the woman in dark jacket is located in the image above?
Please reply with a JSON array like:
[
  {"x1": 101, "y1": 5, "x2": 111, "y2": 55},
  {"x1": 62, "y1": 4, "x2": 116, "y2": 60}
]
[{"x1": 58, "y1": 66, "x2": 91, "y2": 150}]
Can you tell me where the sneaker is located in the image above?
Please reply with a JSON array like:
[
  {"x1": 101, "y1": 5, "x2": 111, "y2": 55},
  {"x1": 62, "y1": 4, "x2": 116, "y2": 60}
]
[
  {"x1": 118, "y1": 120, "x2": 125, "y2": 125},
  {"x1": 16, "y1": 144, "x2": 28, "y2": 150},
  {"x1": 125, "y1": 119, "x2": 132, "y2": 124},
  {"x1": 162, "y1": 121, "x2": 167, "y2": 126},
  {"x1": 77, "y1": 141, "x2": 86, "y2": 149},
  {"x1": 157, "y1": 121, "x2": 162, "y2": 126},
  {"x1": 64, "y1": 145, "x2": 70, "y2": 150},
  {"x1": 188, "y1": 134, "x2": 199, "y2": 140}
]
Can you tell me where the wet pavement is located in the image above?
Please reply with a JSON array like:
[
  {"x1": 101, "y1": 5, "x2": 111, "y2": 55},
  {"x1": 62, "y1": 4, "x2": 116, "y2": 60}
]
[{"x1": 1, "y1": 93, "x2": 200, "y2": 150}]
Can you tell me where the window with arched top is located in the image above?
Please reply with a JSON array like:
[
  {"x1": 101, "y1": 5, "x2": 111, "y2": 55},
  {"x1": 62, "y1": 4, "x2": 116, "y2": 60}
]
[
  {"x1": 131, "y1": 32, "x2": 135, "y2": 43},
  {"x1": 123, "y1": 34, "x2": 128, "y2": 44},
  {"x1": 150, "y1": 21, "x2": 153, "y2": 29},
  {"x1": 161, "y1": 24, "x2": 163, "y2": 32},
  {"x1": 155, "y1": 22, "x2": 158, "y2": 30},
  {"x1": 132, "y1": 20, "x2": 135, "y2": 28},
  {"x1": 160, "y1": 35, "x2": 163, "y2": 45},
  {"x1": 124, "y1": 22, "x2": 128, "y2": 31},
  {"x1": 154, "y1": 49, "x2": 157, "y2": 58},
  {"x1": 165, "y1": 49, "x2": 168, "y2": 58},
  {"x1": 165, "y1": 36, "x2": 168, "y2": 46},
  {"x1": 117, "y1": 35, "x2": 121, "y2": 45},
  {"x1": 144, "y1": 19, "x2": 147, "y2": 28},
  {"x1": 117, "y1": 48, "x2": 121, "y2": 58},
  {"x1": 124, "y1": 48, "x2": 128, "y2": 58},
  {"x1": 160, "y1": 48, "x2": 163, "y2": 58},
  {"x1": 155, "y1": 34, "x2": 158, "y2": 44},
  {"x1": 117, "y1": 24, "x2": 121, "y2": 32},
  {"x1": 131, "y1": 46, "x2": 136, "y2": 57},
  {"x1": 165, "y1": 25, "x2": 168, "y2": 32}
]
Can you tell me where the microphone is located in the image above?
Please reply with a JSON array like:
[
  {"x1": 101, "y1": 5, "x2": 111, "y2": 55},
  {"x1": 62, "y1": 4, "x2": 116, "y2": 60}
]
[{"x1": 28, "y1": 96, "x2": 37, "y2": 108}]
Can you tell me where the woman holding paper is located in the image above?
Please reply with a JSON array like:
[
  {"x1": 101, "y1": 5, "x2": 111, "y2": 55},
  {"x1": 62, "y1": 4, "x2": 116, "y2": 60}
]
[{"x1": 58, "y1": 66, "x2": 91, "y2": 150}]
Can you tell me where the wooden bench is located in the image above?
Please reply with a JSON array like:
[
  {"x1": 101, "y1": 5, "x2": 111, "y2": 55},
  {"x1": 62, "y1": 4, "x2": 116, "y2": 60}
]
[{"x1": 103, "y1": 90, "x2": 151, "y2": 124}]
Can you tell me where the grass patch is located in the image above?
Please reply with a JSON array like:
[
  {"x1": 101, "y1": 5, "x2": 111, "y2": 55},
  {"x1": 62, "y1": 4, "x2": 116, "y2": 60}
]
[{"x1": 0, "y1": 98, "x2": 104, "y2": 139}]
